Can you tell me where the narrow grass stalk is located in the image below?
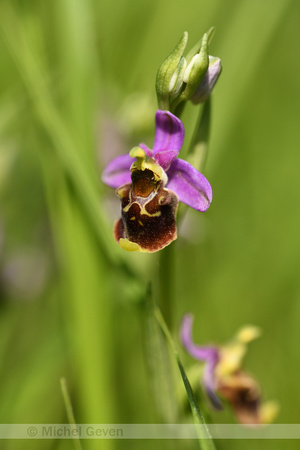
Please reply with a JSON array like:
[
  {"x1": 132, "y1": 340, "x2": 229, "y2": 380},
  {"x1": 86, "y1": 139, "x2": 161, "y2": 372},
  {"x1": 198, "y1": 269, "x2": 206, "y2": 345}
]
[
  {"x1": 143, "y1": 284, "x2": 178, "y2": 423},
  {"x1": 0, "y1": 3, "x2": 132, "y2": 273},
  {"x1": 155, "y1": 307, "x2": 217, "y2": 450},
  {"x1": 37, "y1": 144, "x2": 115, "y2": 450},
  {"x1": 60, "y1": 377, "x2": 83, "y2": 450}
]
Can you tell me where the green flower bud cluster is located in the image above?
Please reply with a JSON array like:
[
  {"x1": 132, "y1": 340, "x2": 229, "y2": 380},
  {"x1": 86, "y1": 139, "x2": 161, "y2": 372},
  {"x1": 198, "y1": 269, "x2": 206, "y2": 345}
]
[{"x1": 156, "y1": 28, "x2": 221, "y2": 114}]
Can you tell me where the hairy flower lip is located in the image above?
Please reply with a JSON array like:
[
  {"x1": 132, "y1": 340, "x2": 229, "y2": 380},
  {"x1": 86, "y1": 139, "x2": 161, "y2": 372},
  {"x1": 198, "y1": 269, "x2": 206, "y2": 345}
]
[{"x1": 114, "y1": 180, "x2": 178, "y2": 253}]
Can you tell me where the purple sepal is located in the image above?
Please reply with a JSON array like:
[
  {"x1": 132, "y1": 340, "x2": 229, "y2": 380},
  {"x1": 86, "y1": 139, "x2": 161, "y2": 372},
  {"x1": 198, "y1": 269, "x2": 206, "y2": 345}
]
[
  {"x1": 203, "y1": 352, "x2": 223, "y2": 410},
  {"x1": 181, "y1": 314, "x2": 222, "y2": 410},
  {"x1": 101, "y1": 153, "x2": 132, "y2": 188},
  {"x1": 181, "y1": 314, "x2": 218, "y2": 362},
  {"x1": 152, "y1": 110, "x2": 185, "y2": 169},
  {"x1": 204, "y1": 377, "x2": 223, "y2": 410},
  {"x1": 167, "y1": 158, "x2": 212, "y2": 211}
]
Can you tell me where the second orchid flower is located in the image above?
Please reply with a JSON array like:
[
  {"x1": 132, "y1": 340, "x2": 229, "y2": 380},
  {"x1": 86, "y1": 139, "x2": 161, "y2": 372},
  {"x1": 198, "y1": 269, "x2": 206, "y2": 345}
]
[{"x1": 181, "y1": 314, "x2": 279, "y2": 425}]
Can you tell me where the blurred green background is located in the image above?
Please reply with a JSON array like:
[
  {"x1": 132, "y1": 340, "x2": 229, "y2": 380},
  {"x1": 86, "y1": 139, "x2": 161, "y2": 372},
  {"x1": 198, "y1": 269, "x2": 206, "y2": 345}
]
[{"x1": 0, "y1": 0, "x2": 299, "y2": 449}]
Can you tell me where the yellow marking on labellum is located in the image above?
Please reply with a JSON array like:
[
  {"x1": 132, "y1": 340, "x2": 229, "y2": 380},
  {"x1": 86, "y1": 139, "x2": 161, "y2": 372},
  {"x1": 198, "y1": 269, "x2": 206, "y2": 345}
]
[
  {"x1": 123, "y1": 201, "x2": 161, "y2": 217},
  {"x1": 130, "y1": 216, "x2": 136, "y2": 220},
  {"x1": 115, "y1": 185, "x2": 129, "y2": 199},
  {"x1": 123, "y1": 202, "x2": 132, "y2": 213},
  {"x1": 119, "y1": 238, "x2": 147, "y2": 253},
  {"x1": 140, "y1": 207, "x2": 161, "y2": 217},
  {"x1": 138, "y1": 221, "x2": 144, "y2": 226}
]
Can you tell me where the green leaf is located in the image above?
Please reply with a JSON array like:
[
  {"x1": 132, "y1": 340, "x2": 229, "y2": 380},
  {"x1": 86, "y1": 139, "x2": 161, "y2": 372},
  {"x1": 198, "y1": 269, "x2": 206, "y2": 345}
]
[
  {"x1": 0, "y1": 3, "x2": 137, "y2": 279},
  {"x1": 143, "y1": 284, "x2": 178, "y2": 422}
]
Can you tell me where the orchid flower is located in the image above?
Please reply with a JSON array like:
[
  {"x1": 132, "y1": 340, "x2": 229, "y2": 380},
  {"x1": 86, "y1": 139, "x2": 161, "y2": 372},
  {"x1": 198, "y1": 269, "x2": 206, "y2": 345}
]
[
  {"x1": 181, "y1": 314, "x2": 278, "y2": 425},
  {"x1": 102, "y1": 110, "x2": 212, "y2": 252}
]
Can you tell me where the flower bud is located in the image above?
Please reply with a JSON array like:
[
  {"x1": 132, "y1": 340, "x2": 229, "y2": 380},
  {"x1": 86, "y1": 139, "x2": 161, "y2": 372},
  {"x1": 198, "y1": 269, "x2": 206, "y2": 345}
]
[
  {"x1": 190, "y1": 56, "x2": 222, "y2": 104},
  {"x1": 155, "y1": 27, "x2": 221, "y2": 113},
  {"x1": 181, "y1": 32, "x2": 209, "y2": 101},
  {"x1": 168, "y1": 57, "x2": 187, "y2": 97},
  {"x1": 155, "y1": 32, "x2": 188, "y2": 110}
]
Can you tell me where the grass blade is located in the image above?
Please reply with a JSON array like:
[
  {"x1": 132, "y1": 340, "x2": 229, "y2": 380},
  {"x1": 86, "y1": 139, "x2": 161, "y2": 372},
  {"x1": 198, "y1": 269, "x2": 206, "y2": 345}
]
[
  {"x1": 154, "y1": 307, "x2": 216, "y2": 450},
  {"x1": 60, "y1": 377, "x2": 83, "y2": 450}
]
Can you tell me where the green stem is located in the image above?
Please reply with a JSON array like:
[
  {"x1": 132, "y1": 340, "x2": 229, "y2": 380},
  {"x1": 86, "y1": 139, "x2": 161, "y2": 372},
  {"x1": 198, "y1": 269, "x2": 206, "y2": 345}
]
[
  {"x1": 157, "y1": 95, "x2": 170, "y2": 111},
  {"x1": 158, "y1": 243, "x2": 175, "y2": 331},
  {"x1": 172, "y1": 99, "x2": 186, "y2": 118},
  {"x1": 187, "y1": 98, "x2": 211, "y2": 170}
]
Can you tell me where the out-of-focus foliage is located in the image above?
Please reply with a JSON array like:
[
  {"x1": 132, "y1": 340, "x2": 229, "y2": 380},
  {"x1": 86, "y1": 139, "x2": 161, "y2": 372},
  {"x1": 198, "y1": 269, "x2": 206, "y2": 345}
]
[{"x1": 0, "y1": 0, "x2": 299, "y2": 449}]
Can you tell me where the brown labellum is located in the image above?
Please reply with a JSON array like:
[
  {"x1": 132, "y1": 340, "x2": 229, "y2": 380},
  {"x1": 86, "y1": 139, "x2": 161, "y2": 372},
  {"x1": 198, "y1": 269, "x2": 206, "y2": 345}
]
[
  {"x1": 217, "y1": 372, "x2": 261, "y2": 425},
  {"x1": 114, "y1": 169, "x2": 178, "y2": 253}
]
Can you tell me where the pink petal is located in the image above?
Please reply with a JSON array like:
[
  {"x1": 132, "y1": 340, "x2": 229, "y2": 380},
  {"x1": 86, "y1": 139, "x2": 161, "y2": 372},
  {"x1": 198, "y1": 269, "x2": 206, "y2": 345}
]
[
  {"x1": 152, "y1": 110, "x2": 185, "y2": 170},
  {"x1": 167, "y1": 158, "x2": 212, "y2": 211},
  {"x1": 101, "y1": 153, "x2": 132, "y2": 188}
]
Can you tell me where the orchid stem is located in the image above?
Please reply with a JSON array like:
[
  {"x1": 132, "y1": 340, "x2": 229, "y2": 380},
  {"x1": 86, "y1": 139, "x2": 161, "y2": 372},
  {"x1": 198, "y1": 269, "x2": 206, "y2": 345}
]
[
  {"x1": 158, "y1": 243, "x2": 175, "y2": 331},
  {"x1": 188, "y1": 98, "x2": 211, "y2": 171}
]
